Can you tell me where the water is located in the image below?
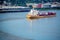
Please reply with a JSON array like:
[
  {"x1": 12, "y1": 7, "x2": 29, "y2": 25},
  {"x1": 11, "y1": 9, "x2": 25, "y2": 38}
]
[{"x1": 0, "y1": 10, "x2": 60, "y2": 40}]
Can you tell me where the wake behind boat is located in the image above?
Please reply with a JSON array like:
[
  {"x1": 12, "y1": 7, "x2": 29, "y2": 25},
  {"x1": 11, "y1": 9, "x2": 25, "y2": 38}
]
[{"x1": 26, "y1": 9, "x2": 56, "y2": 19}]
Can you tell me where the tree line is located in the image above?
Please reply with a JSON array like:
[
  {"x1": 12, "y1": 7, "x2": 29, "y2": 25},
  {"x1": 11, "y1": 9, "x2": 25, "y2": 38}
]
[{"x1": 0, "y1": 0, "x2": 60, "y2": 5}]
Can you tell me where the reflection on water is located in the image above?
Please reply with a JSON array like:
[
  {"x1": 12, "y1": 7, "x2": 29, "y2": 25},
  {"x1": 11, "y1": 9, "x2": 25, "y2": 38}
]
[{"x1": 0, "y1": 10, "x2": 60, "y2": 40}]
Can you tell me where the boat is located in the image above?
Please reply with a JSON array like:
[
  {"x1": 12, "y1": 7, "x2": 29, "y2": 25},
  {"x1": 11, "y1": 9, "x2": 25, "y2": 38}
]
[
  {"x1": 0, "y1": 6, "x2": 31, "y2": 12},
  {"x1": 26, "y1": 9, "x2": 56, "y2": 19},
  {"x1": 0, "y1": 1, "x2": 31, "y2": 12}
]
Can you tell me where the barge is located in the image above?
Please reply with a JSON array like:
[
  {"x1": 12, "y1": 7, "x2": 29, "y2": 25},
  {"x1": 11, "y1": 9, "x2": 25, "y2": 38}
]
[{"x1": 26, "y1": 9, "x2": 56, "y2": 19}]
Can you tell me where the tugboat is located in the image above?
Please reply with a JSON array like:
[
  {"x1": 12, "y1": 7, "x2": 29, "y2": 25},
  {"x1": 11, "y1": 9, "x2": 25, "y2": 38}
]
[{"x1": 26, "y1": 9, "x2": 56, "y2": 19}]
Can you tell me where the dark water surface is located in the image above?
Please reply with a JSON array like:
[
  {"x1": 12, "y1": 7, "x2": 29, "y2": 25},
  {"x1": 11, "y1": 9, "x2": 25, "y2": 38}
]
[{"x1": 0, "y1": 10, "x2": 60, "y2": 40}]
